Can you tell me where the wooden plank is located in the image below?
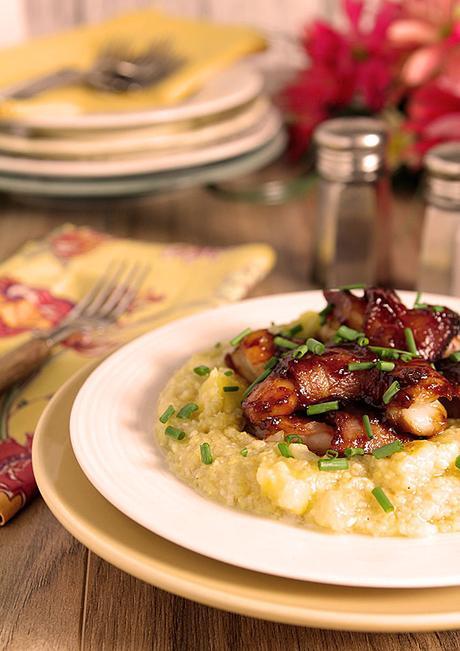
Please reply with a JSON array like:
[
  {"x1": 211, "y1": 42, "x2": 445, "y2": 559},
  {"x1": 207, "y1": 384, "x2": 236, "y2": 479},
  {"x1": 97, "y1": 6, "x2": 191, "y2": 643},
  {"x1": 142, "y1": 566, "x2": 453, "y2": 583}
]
[{"x1": 0, "y1": 498, "x2": 87, "y2": 651}]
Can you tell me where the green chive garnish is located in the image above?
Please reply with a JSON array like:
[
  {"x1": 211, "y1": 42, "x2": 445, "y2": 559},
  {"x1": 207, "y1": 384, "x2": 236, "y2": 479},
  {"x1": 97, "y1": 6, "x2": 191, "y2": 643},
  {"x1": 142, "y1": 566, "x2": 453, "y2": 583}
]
[
  {"x1": 348, "y1": 361, "x2": 375, "y2": 371},
  {"x1": 455, "y1": 455, "x2": 460, "y2": 469},
  {"x1": 432, "y1": 305, "x2": 445, "y2": 313},
  {"x1": 278, "y1": 442, "x2": 293, "y2": 458},
  {"x1": 414, "y1": 291, "x2": 422, "y2": 307},
  {"x1": 344, "y1": 447, "x2": 365, "y2": 458},
  {"x1": 338, "y1": 283, "x2": 366, "y2": 290},
  {"x1": 325, "y1": 449, "x2": 339, "y2": 458},
  {"x1": 224, "y1": 370, "x2": 233, "y2": 376},
  {"x1": 194, "y1": 365, "x2": 210, "y2": 376},
  {"x1": 242, "y1": 367, "x2": 272, "y2": 399},
  {"x1": 287, "y1": 324, "x2": 303, "y2": 337},
  {"x1": 306, "y1": 337, "x2": 325, "y2": 355},
  {"x1": 293, "y1": 344, "x2": 309, "y2": 359},
  {"x1": 450, "y1": 352, "x2": 460, "y2": 362},
  {"x1": 318, "y1": 458, "x2": 349, "y2": 471},
  {"x1": 380, "y1": 349, "x2": 400, "y2": 360},
  {"x1": 372, "y1": 487, "x2": 394, "y2": 513},
  {"x1": 240, "y1": 447, "x2": 249, "y2": 457},
  {"x1": 376, "y1": 360, "x2": 395, "y2": 372},
  {"x1": 362, "y1": 414, "x2": 374, "y2": 439},
  {"x1": 336, "y1": 325, "x2": 364, "y2": 341},
  {"x1": 306, "y1": 400, "x2": 339, "y2": 416},
  {"x1": 382, "y1": 380, "x2": 400, "y2": 404},
  {"x1": 357, "y1": 336, "x2": 369, "y2": 346},
  {"x1": 159, "y1": 405, "x2": 175, "y2": 424},
  {"x1": 264, "y1": 356, "x2": 279, "y2": 369},
  {"x1": 285, "y1": 434, "x2": 304, "y2": 444},
  {"x1": 274, "y1": 336, "x2": 298, "y2": 350},
  {"x1": 165, "y1": 426, "x2": 185, "y2": 441},
  {"x1": 400, "y1": 353, "x2": 413, "y2": 363},
  {"x1": 372, "y1": 440, "x2": 404, "y2": 459},
  {"x1": 223, "y1": 385, "x2": 240, "y2": 392},
  {"x1": 200, "y1": 442, "x2": 213, "y2": 464},
  {"x1": 230, "y1": 328, "x2": 252, "y2": 347},
  {"x1": 177, "y1": 403, "x2": 198, "y2": 419},
  {"x1": 369, "y1": 346, "x2": 416, "y2": 358},
  {"x1": 404, "y1": 327, "x2": 418, "y2": 356},
  {"x1": 319, "y1": 304, "x2": 333, "y2": 325}
]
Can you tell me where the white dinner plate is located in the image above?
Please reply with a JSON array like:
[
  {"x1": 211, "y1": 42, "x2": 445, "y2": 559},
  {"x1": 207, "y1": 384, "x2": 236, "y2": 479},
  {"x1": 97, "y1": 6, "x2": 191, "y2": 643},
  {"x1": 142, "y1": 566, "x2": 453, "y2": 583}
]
[
  {"x1": 0, "y1": 109, "x2": 281, "y2": 178},
  {"x1": 0, "y1": 131, "x2": 285, "y2": 198},
  {"x1": 70, "y1": 290, "x2": 460, "y2": 589},
  {"x1": 0, "y1": 98, "x2": 270, "y2": 159},
  {"x1": 3, "y1": 65, "x2": 263, "y2": 131}
]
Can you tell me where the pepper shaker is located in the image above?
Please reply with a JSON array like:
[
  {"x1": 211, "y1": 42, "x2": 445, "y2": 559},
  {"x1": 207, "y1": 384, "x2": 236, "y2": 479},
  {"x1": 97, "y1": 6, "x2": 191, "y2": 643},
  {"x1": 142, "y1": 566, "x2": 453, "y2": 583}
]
[
  {"x1": 312, "y1": 117, "x2": 389, "y2": 287},
  {"x1": 418, "y1": 143, "x2": 460, "y2": 295}
]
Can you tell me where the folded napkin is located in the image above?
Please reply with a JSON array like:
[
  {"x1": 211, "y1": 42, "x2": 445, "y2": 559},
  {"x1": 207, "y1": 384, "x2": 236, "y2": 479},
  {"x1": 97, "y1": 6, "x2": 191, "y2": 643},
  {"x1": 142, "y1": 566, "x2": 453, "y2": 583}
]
[
  {"x1": 0, "y1": 226, "x2": 274, "y2": 524},
  {"x1": 0, "y1": 9, "x2": 266, "y2": 122}
]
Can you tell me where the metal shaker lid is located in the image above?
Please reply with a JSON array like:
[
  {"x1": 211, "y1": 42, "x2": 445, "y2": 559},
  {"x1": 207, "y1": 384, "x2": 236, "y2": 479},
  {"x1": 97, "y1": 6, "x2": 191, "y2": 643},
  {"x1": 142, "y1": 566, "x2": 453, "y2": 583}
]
[
  {"x1": 425, "y1": 143, "x2": 460, "y2": 178},
  {"x1": 314, "y1": 117, "x2": 387, "y2": 181}
]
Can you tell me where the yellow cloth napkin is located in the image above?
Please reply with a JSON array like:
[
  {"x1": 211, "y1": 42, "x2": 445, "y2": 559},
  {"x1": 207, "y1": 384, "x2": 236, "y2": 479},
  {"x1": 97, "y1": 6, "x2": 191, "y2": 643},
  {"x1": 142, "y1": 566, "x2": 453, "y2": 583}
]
[
  {"x1": 0, "y1": 225, "x2": 274, "y2": 524},
  {"x1": 0, "y1": 9, "x2": 266, "y2": 122}
]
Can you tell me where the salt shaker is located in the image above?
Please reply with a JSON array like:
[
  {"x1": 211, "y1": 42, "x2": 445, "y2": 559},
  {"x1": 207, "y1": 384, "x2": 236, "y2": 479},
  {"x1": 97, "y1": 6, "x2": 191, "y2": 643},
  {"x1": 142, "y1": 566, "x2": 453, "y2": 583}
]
[
  {"x1": 418, "y1": 143, "x2": 460, "y2": 295},
  {"x1": 312, "y1": 117, "x2": 389, "y2": 287}
]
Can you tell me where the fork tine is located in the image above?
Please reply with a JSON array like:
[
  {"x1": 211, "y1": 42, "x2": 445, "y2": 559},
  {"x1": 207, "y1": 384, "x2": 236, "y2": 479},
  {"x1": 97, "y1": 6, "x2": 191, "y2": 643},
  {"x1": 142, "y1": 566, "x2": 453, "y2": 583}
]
[
  {"x1": 82, "y1": 261, "x2": 128, "y2": 318},
  {"x1": 105, "y1": 263, "x2": 150, "y2": 321},
  {"x1": 96, "y1": 262, "x2": 141, "y2": 318}
]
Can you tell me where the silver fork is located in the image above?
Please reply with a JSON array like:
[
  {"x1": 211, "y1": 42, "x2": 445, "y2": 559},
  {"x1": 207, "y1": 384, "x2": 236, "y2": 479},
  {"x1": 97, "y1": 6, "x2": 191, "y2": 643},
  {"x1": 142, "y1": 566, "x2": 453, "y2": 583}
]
[
  {"x1": 0, "y1": 261, "x2": 149, "y2": 393},
  {"x1": 0, "y1": 39, "x2": 185, "y2": 100}
]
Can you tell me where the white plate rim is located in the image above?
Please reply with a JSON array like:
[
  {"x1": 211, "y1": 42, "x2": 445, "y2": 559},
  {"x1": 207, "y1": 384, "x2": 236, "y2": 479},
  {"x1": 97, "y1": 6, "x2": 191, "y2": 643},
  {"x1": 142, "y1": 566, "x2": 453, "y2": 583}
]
[{"x1": 70, "y1": 290, "x2": 460, "y2": 589}]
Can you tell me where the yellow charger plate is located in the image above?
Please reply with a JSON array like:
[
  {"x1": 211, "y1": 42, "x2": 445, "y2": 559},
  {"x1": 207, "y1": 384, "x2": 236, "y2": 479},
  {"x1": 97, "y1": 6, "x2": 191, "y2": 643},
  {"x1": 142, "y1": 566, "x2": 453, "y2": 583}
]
[{"x1": 33, "y1": 364, "x2": 460, "y2": 632}]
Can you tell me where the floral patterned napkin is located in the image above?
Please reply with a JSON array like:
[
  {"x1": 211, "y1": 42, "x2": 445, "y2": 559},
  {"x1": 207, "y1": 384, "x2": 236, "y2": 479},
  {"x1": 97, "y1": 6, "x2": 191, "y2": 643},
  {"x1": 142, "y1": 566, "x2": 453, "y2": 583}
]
[{"x1": 0, "y1": 225, "x2": 274, "y2": 525}]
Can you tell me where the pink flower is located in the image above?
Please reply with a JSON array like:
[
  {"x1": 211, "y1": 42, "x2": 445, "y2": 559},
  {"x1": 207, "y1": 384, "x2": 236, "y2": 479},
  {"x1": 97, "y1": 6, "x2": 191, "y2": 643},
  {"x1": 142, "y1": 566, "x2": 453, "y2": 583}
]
[
  {"x1": 281, "y1": 0, "x2": 401, "y2": 158},
  {"x1": 388, "y1": 0, "x2": 460, "y2": 86}
]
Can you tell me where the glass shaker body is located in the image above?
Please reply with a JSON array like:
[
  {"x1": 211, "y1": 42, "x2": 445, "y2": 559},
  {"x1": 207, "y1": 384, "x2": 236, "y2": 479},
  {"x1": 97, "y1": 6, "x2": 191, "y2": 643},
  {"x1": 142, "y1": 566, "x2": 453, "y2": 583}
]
[
  {"x1": 418, "y1": 144, "x2": 460, "y2": 295},
  {"x1": 312, "y1": 118, "x2": 388, "y2": 288}
]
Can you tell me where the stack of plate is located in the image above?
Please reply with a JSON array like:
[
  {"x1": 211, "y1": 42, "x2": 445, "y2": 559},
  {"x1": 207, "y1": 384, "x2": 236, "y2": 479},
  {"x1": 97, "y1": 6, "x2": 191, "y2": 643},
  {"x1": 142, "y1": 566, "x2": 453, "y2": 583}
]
[
  {"x1": 0, "y1": 65, "x2": 285, "y2": 198},
  {"x1": 33, "y1": 291, "x2": 460, "y2": 632}
]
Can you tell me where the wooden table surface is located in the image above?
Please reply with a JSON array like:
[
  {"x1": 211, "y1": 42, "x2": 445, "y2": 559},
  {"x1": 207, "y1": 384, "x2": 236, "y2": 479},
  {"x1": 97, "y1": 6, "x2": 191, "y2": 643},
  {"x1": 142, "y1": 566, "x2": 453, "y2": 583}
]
[{"x1": 1, "y1": 180, "x2": 457, "y2": 651}]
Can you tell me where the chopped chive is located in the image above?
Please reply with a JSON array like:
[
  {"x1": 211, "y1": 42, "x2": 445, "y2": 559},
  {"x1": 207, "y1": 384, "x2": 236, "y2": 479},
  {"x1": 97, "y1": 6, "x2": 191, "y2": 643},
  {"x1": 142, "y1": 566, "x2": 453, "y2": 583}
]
[
  {"x1": 455, "y1": 455, "x2": 460, "y2": 469},
  {"x1": 372, "y1": 440, "x2": 404, "y2": 459},
  {"x1": 242, "y1": 367, "x2": 272, "y2": 399},
  {"x1": 319, "y1": 304, "x2": 333, "y2": 325},
  {"x1": 177, "y1": 403, "x2": 199, "y2": 419},
  {"x1": 404, "y1": 327, "x2": 418, "y2": 356},
  {"x1": 400, "y1": 353, "x2": 413, "y2": 363},
  {"x1": 224, "y1": 370, "x2": 233, "y2": 376},
  {"x1": 278, "y1": 442, "x2": 293, "y2": 458},
  {"x1": 432, "y1": 305, "x2": 445, "y2": 313},
  {"x1": 357, "y1": 336, "x2": 369, "y2": 346},
  {"x1": 325, "y1": 449, "x2": 339, "y2": 458},
  {"x1": 382, "y1": 380, "x2": 400, "y2": 405},
  {"x1": 306, "y1": 337, "x2": 325, "y2": 355},
  {"x1": 414, "y1": 291, "x2": 422, "y2": 306},
  {"x1": 380, "y1": 349, "x2": 399, "y2": 360},
  {"x1": 430, "y1": 363, "x2": 436, "y2": 370},
  {"x1": 274, "y1": 336, "x2": 298, "y2": 350},
  {"x1": 240, "y1": 447, "x2": 249, "y2": 457},
  {"x1": 223, "y1": 385, "x2": 240, "y2": 392},
  {"x1": 336, "y1": 325, "x2": 364, "y2": 341},
  {"x1": 159, "y1": 404, "x2": 175, "y2": 424},
  {"x1": 165, "y1": 426, "x2": 185, "y2": 441},
  {"x1": 376, "y1": 360, "x2": 395, "y2": 372},
  {"x1": 293, "y1": 344, "x2": 309, "y2": 359},
  {"x1": 344, "y1": 447, "x2": 365, "y2": 458},
  {"x1": 288, "y1": 324, "x2": 303, "y2": 337},
  {"x1": 415, "y1": 303, "x2": 428, "y2": 309},
  {"x1": 338, "y1": 283, "x2": 366, "y2": 290},
  {"x1": 306, "y1": 400, "x2": 339, "y2": 416},
  {"x1": 230, "y1": 327, "x2": 252, "y2": 347},
  {"x1": 372, "y1": 487, "x2": 394, "y2": 513},
  {"x1": 450, "y1": 352, "x2": 460, "y2": 362},
  {"x1": 362, "y1": 414, "x2": 374, "y2": 439},
  {"x1": 318, "y1": 458, "x2": 349, "y2": 471},
  {"x1": 285, "y1": 434, "x2": 304, "y2": 444},
  {"x1": 348, "y1": 361, "x2": 375, "y2": 371},
  {"x1": 264, "y1": 356, "x2": 279, "y2": 370},
  {"x1": 200, "y1": 442, "x2": 213, "y2": 464},
  {"x1": 369, "y1": 346, "x2": 416, "y2": 358},
  {"x1": 194, "y1": 365, "x2": 210, "y2": 376}
]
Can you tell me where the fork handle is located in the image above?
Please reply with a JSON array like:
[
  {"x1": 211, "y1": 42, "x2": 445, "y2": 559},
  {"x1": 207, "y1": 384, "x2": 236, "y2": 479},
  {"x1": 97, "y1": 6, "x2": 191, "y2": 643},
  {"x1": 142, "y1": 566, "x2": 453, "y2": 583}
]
[
  {"x1": 0, "y1": 337, "x2": 52, "y2": 393},
  {"x1": 0, "y1": 68, "x2": 83, "y2": 100}
]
